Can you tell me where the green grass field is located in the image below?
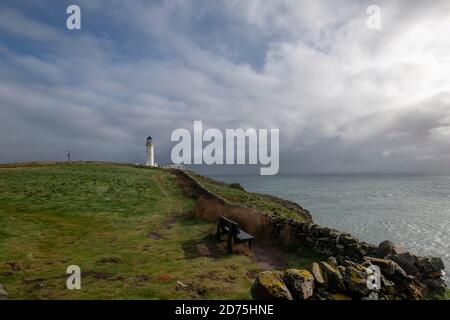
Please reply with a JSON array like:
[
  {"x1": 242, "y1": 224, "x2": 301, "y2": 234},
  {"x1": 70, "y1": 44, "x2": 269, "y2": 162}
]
[{"x1": 0, "y1": 162, "x2": 318, "y2": 299}]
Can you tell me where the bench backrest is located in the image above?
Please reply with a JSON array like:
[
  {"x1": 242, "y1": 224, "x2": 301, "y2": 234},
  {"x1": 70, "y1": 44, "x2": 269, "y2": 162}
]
[{"x1": 218, "y1": 215, "x2": 238, "y2": 234}]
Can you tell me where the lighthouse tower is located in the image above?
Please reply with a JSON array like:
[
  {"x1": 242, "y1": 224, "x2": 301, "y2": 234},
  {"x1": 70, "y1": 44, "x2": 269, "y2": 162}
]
[{"x1": 145, "y1": 136, "x2": 155, "y2": 167}]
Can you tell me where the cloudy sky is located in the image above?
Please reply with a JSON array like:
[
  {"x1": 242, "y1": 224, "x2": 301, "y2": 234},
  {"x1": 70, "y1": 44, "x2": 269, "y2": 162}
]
[{"x1": 1, "y1": 0, "x2": 450, "y2": 174}]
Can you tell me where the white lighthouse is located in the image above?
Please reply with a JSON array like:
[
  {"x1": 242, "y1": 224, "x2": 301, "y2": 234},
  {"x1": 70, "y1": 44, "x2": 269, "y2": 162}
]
[{"x1": 145, "y1": 136, "x2": 155, "y2": 167}]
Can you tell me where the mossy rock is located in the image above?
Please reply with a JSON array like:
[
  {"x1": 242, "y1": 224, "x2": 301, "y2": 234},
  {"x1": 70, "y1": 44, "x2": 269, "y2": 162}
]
[
  {"x1": 283, "y1": 269, "x2": 314, "y2": 300},
  {"x1": 251, "y1": 271, "x2": 293, "y2": 300},
  {"x1": 319, "y1": 261, "x2": 345, "y2": 291},
  {"x1": 311, "y1": 262, "x2": 325, "y2": 286},
  {"x1": 342, "y1": 267, "x2": 371, "y2": 297}
]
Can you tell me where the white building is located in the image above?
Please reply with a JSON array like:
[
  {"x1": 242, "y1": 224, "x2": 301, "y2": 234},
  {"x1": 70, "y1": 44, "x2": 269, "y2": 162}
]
[
  {"x1": 160, "y1": 163, "x2": 186, "y2": 170},
  {"x1": 144, "y1": 136, "x2": 184, "y2": 170},
  {"x1": 145, "y1": 136, "x2": 155, "y2": 167}
]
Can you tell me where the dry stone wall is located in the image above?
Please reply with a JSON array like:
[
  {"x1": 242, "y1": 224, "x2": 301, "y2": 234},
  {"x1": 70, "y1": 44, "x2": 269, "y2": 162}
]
[{"x1": 173, "y1": 169, "x2": 447, "y2": 298}]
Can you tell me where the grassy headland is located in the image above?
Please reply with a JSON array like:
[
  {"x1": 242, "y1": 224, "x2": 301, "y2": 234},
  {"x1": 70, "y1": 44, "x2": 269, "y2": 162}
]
[
  {"x1": 0, "y1": 162, "x2": 319, "y2": 299},
  {"x1": 185, "y1": 171, "x2": 312, "y2": 221}
]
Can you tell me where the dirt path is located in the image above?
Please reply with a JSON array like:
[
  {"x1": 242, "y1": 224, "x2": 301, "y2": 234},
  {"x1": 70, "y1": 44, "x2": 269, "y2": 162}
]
[
  {"x1": 152, "y1": 171, "x2": 289, "y2": 271},
  {"x1": 251, "y1": 242, "x2": 289, "y2": 271}
]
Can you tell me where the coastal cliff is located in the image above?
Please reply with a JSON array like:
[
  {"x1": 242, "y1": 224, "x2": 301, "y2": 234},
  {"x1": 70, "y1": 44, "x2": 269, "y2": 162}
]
[
  {"x1": 173, "y1": 169, "x2": 447, "y2": 300},
  {"x1": 0, "y1": 162, "x2": 446, "y2": 300}
]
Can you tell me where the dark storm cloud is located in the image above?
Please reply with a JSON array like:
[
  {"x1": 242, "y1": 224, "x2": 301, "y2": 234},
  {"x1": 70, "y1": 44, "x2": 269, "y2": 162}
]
[{"x1": 0, "y1": 0, "x2": 449, "y2": 173}]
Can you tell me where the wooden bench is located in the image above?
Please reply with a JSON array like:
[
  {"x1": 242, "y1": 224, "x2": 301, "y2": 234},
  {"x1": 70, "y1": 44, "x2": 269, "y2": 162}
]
[{"x1": 216, "y1": 215, "x2": 255, "y2": 253}]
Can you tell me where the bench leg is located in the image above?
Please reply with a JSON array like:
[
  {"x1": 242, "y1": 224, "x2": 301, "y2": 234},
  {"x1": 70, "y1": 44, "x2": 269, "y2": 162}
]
[
  {"x1": 227, "y1": 233, "x2": 233, "y2": 254},
  {"x1": 216, "y1": 224, "x2": 221, "y2": 241}
]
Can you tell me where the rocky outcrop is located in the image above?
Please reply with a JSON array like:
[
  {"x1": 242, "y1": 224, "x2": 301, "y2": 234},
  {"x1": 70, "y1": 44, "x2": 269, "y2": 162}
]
[
  {"x1": 311, "y1": 262, "x2": 325, "y2": 287},
  {"x1": 378, "y1": 240, "x2": 400, "y2": 257},
  {"x1": 417, "y1": 256, "x2": 445, "y2": 274},
  {"x1": 251, "y1": 271, "x2": 293, "y2": 300},
  {"x1": 386, "y1": 254, "x2": 446, "y2": 296},
  {"x1": 251, "y1": 255, "x2": 445, "y2": 300},
  {"x1": 385, "y1": 252, "x2": 420, "y2": 278},
  {"x1": 319, "y1": 259, "x2": 345, "y2": 292},
  {"x1": 341, "y1": 261, "x2": 371, "y2": 297},
  {"x1": 365, "y1": 257, "x2": 407, "y2": 279},
  {"x1": 283, "y1": 269, "x2": 315, "y2": 300},
  {"x1": 172, "y1": 169, "x2": 447, "y2": 299},
  {"x1": 269, "y1": 217, "x2": 379, "y2": 261},
  {"x1": 268, "y1": 217, "x2": 447, "y2": 298}
]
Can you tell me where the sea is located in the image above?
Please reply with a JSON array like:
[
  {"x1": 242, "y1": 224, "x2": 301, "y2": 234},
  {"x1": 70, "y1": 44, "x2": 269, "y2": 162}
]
[{"x1": 210, "y1": 174, "x2": 450, "y2": 283}]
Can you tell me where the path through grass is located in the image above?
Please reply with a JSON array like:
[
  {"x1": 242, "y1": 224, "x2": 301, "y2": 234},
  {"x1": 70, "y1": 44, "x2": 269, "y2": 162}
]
[{"x1": 0, "y1": 163, "x2": 321, "y2": 299}]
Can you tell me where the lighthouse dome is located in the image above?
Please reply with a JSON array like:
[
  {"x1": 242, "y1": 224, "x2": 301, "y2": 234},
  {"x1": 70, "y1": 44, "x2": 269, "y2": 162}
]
[{"x1": 146, "y1": 135, "x2": 154, "y2": 147}]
